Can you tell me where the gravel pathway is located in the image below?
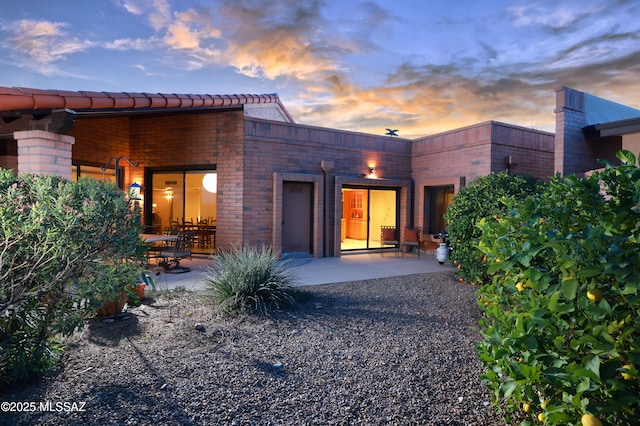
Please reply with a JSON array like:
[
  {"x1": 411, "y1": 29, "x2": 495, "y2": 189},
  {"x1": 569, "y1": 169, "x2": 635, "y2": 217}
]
[{"x1": 2, "y1": 271, "x2": 507, "y2": 425}]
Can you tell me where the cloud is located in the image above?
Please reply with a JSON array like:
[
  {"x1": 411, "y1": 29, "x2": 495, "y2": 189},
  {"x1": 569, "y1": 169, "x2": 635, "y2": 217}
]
[
  {"x1": 105, "y1": 37, "x2": 158, "y2": 51},
  {"x1": 7, "y1": 20, "x2": 96, "y2": 63},
  {"x1": 508, "y1": 4, "x2": 598, "y2": 31}
]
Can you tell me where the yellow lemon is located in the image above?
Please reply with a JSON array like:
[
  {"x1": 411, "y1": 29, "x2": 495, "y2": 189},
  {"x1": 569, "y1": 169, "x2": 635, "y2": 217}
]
[
  {"x1": 587, "y1": 288, "x2": 602, "y2": 302},
  {"x1": 621, "y1": 364, "x2": 635, "y2": 380},
  {"x1": 523, "y1": 402, "x2": 531, "y2": 412},
  {"x1": 537, "y1": 412, "x2": 545, "y2": 423},
  {"x1": 540, "y1": 400, "x2": 548, "y2": 410},
  {"x1": 516, "y1": 282, "x2": 526, "y2": 292},
  {"x1": 581, "y1": 413, "x2": 602, "y2": 426}
]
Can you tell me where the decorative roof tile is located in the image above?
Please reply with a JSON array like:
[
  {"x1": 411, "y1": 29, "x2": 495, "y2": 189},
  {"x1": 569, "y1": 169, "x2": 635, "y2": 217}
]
[{"x1": 0, "y1": 86, "x2": 293, "y2": 122}]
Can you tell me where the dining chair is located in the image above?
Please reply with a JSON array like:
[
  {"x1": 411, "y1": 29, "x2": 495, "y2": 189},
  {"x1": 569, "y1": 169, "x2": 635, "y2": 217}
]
[
  {"x1": 402, "y1": 227, "x2": 421, "y2": 258},
  {"x1": 381, "y1": 226, "x2": 399, "y2": 257},
  {"x1": 158, "y1": 231, "x2": 195, "y2": 273}
]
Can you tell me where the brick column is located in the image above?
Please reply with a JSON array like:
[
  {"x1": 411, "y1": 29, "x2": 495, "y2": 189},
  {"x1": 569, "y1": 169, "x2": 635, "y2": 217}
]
[
  {"x1": 554, "y1": 86, "x2": 587, "y2": 176},
  {"x1": 14, "y1": 130, "x2": 75, "y2": 179}
]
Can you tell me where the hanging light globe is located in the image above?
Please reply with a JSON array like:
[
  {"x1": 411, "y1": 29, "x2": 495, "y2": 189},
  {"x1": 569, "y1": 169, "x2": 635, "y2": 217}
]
[{"x1": 202, "y1": 173, "x2": 217, "y2": 193}]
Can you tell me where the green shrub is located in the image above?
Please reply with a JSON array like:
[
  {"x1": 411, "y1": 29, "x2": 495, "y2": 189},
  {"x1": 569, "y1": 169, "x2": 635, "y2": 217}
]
[
  {"x1": 0, "y1": 171, "x2": 144, "y2": 387},
  {"x1": 476, "y1": 150, "x2": 640, "y2": 425},
  {"x1": 205, "y1": 245, "x2": 300, "y2": 317},
  {"x1": 444, "y1": 170, "x2": 539, "y2": 284}
]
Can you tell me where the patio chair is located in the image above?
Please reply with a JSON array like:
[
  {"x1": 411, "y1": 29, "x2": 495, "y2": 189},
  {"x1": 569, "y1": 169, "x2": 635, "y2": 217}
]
[
  {"x1": 381, "y1": 226, "x2": 399, "y2": 257},
  {"x1": 402, "y1": 226, "x2": 421, "y2": 258},
  {"x1": 158, "y1": 231, "x2": 195, "y2": 273}
]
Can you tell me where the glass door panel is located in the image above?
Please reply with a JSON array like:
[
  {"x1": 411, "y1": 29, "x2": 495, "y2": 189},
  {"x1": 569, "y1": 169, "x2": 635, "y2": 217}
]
[
  {"x1": 368, "y1": 189, "x2": 397, "y2": 249},
  {"x1": 152, "y1": 172, "x2": 184, "y2": 232},
  {"x1": 340, "y1": 187, "x2": 398, "y2": 251},
  {"x1": 341, "y1": 188, "x2": 368, "y2": 250}
]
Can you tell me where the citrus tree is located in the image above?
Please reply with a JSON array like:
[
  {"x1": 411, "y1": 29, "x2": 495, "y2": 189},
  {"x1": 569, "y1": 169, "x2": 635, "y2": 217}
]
[
  {"x1": 0, "y1": 171, "x2": 144, "y2": 386},
  {"x1": 444, "y1": 170, "x2": 539, "y2": 284},
  {"x1": 476, "y1": 150, "x2": 640, "y2": 425}
]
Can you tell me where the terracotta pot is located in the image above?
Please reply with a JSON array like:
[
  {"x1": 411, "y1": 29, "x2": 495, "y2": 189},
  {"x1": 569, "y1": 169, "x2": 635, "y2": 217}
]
[
  {"x1": 96, "y1": 292, "x2": 127, "y2": 316},
  {"x1": 129, "y1": 283, "x2": 145, "y2": 303}
]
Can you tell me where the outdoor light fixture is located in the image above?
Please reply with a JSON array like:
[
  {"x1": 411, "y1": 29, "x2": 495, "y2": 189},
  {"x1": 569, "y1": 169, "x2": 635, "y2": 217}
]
[
  {"x1": 129, "y1": 182, "x2": 142, "y2": 200},
  {"x1": 368, "y1": 166, "x2": 377, "y2": 179},
  {"x1": 202, "y1": 173, "x2": 217, "y2": 193}
]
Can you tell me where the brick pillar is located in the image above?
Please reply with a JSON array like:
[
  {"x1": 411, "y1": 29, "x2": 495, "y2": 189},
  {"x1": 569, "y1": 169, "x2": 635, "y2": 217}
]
[
  {"x1": 554, "y1": 86, "x2": 587, "y2": 176},
  {"x1": 14, "y1": 130, "x2": 75, "y2": 179}
]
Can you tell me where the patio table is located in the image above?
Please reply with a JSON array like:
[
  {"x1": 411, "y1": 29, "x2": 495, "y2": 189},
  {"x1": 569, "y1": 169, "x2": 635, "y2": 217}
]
[{"x1": 141, "y1": 234, "x2": 178, "y2": 267}]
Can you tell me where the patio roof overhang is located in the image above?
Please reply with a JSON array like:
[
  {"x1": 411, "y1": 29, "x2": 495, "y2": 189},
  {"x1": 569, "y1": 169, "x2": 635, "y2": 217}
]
[
  {"x1": 0, "y1": 86, "x2": 292, "y2": 136},
  {"x1": 583, "y1": 116, "x2": 640, "y2": 140}
]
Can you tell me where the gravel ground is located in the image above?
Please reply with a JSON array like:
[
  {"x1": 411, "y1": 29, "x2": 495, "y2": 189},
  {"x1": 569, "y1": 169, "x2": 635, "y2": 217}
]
[{"x1": 2, "y1": 271, "x2": 508, "y2": 425}]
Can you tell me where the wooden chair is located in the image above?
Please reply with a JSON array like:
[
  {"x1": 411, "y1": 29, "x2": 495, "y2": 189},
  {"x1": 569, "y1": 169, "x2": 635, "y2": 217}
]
[
  {"x1": 402, "y1": 227, "x2": 421, "y2": 258},
  {"x1": 158, "y1": 231, "x2": 195, "y2": 273},
  {"x1": 381, "y1": 226, "x2": 399, "y2": 257}
]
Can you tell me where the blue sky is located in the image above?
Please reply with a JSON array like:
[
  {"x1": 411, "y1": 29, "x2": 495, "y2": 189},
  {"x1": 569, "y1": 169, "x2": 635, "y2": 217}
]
[{"x1": 1, "y1": 0, "x2": 639, "y2": 138}]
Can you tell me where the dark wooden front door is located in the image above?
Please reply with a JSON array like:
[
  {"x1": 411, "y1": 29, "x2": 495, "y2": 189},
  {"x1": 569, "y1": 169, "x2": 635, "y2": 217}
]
[{"x1": 282, "y1": 181, "x2": 312, "y2": 254}]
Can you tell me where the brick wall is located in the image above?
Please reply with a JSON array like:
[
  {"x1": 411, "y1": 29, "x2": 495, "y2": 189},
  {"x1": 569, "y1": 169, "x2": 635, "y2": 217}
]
[
  {"x1": 412, "y1": 122, "x2": 493, "y2": 233},
  {"x1": 70, "y1": 110, "x2": 246, "y2": 251},
  {"x1": 244, "y1": 118, "x2": 413, "y2": 256},
  {"x1": 490, "y1": 122, "x2": 554, "y2": 180},
  {"x1": 128, "y1": 110, "x2": 245, "y2": 250},
  {"x1": 412, "y1": 121, "x2": 554, "y2": 233}
]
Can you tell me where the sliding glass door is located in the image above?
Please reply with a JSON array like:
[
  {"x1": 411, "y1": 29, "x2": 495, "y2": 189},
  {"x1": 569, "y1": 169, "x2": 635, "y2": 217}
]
[
  {"x1": 146, "y1": 168, "x2": 217, "y2": 252},
  {"x1": 340, "y1": 187, "x2": 398, "y2": 251}
]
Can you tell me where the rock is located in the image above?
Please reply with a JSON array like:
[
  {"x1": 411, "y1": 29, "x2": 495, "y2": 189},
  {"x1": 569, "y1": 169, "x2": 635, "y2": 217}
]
[{"x1": 194, "y1": 323, "x2": 205, "y2": 332}]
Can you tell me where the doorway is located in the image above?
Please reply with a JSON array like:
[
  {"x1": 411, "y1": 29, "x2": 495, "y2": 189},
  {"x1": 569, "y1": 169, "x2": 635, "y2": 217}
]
[
  {"x1": 341, "y1": 187, "x2": 398, "y2": 251},
  {"x1": 282, "y1": 181, "x2": 313, "y2": 254},
  {"x1": 425, "y1": 185, "x2": 454, "y2": 234}
]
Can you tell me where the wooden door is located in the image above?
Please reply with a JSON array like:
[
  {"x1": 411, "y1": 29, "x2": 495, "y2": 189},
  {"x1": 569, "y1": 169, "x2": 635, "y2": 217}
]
[{"x1": 282, "y1": 182, "x2": 312, "y2": 254}]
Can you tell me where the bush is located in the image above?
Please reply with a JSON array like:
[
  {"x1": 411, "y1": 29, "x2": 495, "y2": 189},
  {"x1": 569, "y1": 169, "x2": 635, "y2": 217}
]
[
  {"x1": 0, "y1": 171, "x2": 144, "y2": 387},
  {"x1": 444, "y1": 170, "x2": 539, "y2": 284},
  {"x1": 205, "y1": 245, "x2": 300, "y2": 317},
  {"x1": 476, "y1": 150, "x2": 640, "y2": 425}
]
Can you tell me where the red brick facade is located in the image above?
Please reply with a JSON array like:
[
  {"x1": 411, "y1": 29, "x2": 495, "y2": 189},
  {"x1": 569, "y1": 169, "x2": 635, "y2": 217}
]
[
  {"x1": 412, "y1": 121, "x2": 554, "y2": 236},
  {"x1": 5, "y1": 85, "x2": 636, "y2": 257}
]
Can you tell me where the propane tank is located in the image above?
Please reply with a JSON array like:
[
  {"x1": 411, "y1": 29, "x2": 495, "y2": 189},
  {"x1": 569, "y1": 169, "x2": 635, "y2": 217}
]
[{"x1": 436, "y1": 243, "x2": 449, "y2": 264}]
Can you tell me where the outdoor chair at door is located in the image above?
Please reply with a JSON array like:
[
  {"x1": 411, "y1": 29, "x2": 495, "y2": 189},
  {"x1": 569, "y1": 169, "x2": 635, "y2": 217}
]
[
  {"x1": 381, "y1": 226, "x2": 399, "y2": 257},
  {"x1": 158, "y1": 231, "x2": 195, "y2": 273},
  {"x1": 402, "y1": 227, "x2": 421, "y2": 258}
]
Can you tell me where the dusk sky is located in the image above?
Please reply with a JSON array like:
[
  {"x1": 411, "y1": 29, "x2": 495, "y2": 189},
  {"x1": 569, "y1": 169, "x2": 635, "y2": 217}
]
[{"x1": 1, "y1": 0, "x2": 639, "y2": 138}]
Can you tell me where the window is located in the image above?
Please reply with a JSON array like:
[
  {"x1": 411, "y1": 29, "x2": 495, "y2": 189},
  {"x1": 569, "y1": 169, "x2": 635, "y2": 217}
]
[
  {"x1": 426, "y1": 186, "x2": 454, "y2": 234},
  {"x1": 72, "y1": 164, "x2": 116, "y2": 184},
  {"x1": 148, "y1": 169, "x2": 217, "y2": 231}
]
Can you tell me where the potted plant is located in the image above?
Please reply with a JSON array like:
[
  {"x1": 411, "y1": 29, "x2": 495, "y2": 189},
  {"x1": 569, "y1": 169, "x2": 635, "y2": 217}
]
[
  {"x1": 96, "y1": 292, "x2": 128, "y2": 316},
  {"x1": 126, "y1": 272, "x2": 157, "y2": 306}
]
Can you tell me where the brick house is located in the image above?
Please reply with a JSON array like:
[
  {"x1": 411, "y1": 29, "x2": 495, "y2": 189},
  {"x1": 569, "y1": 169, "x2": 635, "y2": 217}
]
[{"x1": 0, "y1": 85, "x2": 637, "y2": 257}]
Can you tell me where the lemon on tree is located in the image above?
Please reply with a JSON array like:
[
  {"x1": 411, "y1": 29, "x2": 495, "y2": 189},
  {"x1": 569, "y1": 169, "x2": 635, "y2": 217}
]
[
  {"x1": 587, "y1": 288, "x2": 602, "y2": 302},
  {"x1": 621, "y1": 364, "x2": 636, "y2": 380},
  {"x1": 581, "y1": 413, "x2": 602, "y2": 426}
]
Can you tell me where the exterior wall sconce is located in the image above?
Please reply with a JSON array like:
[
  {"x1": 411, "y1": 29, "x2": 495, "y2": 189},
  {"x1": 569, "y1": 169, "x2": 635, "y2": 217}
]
[{"x1": 368, "y1": 166, "x2": 377, "y2": 179}]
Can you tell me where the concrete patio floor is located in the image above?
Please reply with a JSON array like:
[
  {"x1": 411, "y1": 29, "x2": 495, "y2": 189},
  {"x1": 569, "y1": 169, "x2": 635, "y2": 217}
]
[{"x1": 146, "y1": 251, "x2": 454, "y2": 292}]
